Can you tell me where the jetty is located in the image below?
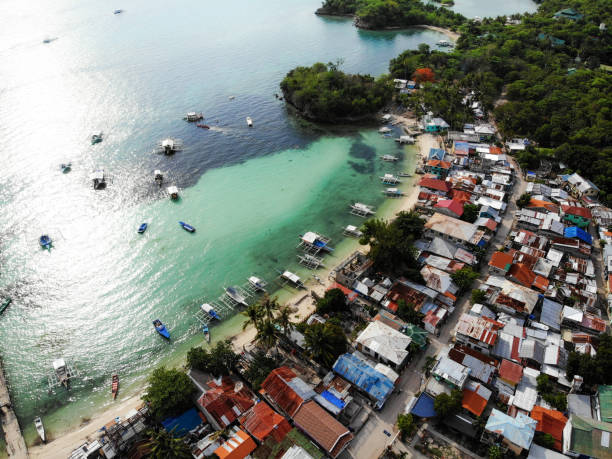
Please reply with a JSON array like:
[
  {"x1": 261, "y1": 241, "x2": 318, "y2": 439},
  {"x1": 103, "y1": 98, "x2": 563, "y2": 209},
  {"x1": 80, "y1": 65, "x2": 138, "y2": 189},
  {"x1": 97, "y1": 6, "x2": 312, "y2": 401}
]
[{"x1": 0, "y1": 358, "x2": 29, "y2": 458}]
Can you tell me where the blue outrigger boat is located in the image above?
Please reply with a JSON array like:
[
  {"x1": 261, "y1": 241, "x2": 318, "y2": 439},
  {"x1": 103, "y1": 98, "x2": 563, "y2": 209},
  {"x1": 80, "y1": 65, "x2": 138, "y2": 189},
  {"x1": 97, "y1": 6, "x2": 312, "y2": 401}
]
[
  {"x1": 152, "y1": 319, "x2": 170, "y2": 339},
  {"x1": 179, "y1": 221, "x2": 195, "y2": 233},
  {"x1": 39, "y1": 235, "x2": 52, "y2": 250},
  {"x1": 138, "y1": 223, "x2": 148, "y2": 234},
  {"x1": 201, "y1": 303, "x2": 221, "y2": 320},
  {"x1": 202, "y1": 325, "x2": 211, "y2": 343}
]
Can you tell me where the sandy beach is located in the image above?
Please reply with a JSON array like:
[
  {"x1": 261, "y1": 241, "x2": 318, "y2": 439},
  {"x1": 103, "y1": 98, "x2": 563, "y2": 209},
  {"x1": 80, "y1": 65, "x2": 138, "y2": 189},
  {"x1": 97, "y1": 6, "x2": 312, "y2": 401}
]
[{"x1": 412, "y1": 24, "x2": 461, "y2": 41}]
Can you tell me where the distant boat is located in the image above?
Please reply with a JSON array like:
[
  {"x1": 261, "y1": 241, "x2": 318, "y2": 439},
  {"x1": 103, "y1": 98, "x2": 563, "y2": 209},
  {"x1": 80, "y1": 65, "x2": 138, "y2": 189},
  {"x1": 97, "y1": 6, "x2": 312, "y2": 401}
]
[
  {"x1": 113, "y1": 9, "x2": 123, "y2": 14},
  {"x1": 246, "y1": 117, "x2": 253, "y2": 127},
  {"x1": 167, "y1": 186, "x2": 179, "y2": 200},
  {"x1": 91, "y1": 131, "x2": 103, "y2": 145},
  {"x1": 152, "y1": 319, "x2": 170, "y2": 339},
  {"x1": 225, "y1": 287, "x2": 248, "y2": 307},
  {"x1": 179, "y1": 221, "x2": 195, "y2": 233},
  {"x1": 111, "y1": 374, "x2": 119, "y2": 400},
  {"x1": 202, "y1": 325, "x2": 211, "y2": 343},
  {"x1": 380, "y1": 155, "x2": 399, "y2": 162},
  {"x1": 201, "y1": 303, "x2": 221, "y2": 320},
  {"x1": 184, "y1": 112, "x2": 203, "y2": 122},
  {"x1": 0, "y1": 298, "x2": 11, "y2": 315},
  {"x1": 248, "y1": 276, "x2": 267, "y2": 292},
  {"x1": 196, "y1": 124, "x2": 210, "y2": 129},
  {"x1": 379, "y1": 127, "x2": 392, "y2": 134},
  {"x1": 60, "y1": 163, "x2": 72, "y2": 173},
  {"x1": 42, "y1": 37, "x2": 57, "y2": 44},
  {"x1": 89, "y1": 169, "x2": 107, "y2": 190},
  {"x1": 229, "y1": 96, "x2": 235, "y2": 100},
  {"x1": 137, "y1": 223, "x2": 148, "y2": 234},
  {"x1": 437, "y1": 40, "x2": 452, "y2": 47},
  {"x1": 34, "y1": 417, "x2": 45, "y2": 443},
  {"x1": 154, "y1": 170, "x2": 163, "y2": 185},
  {"x1": 39, "y1": 235, "x2": 52, "y2": 250},
  {"x1": 397, "y1": 172, "x2": 412, "y2": 177}
]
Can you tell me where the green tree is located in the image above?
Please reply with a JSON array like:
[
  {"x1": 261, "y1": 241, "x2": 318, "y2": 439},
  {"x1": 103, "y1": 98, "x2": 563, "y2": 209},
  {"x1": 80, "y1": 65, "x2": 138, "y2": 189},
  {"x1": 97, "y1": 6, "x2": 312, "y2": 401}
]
[
  {"x1": 451, "y1": 267, "x2": 479, "y2": 292},
  {"x1": 275, "y1": 305, "x2": 294, "y2": 336},
  {"x1": 145, "y1": 428, "x2": 191, "y2": 459},
  {"x1": 433, "y1": 389, "x2": 463, "y2": 418},
  {"x1": 142, "y1": 367, "x2": 197, "y2": 422},
  {"x1": 534, "y1": 432, "x2": 556, "y2": 450},
  {"x1": 397, "y1": 413, "x2": 417, "y2": 440},
  {"x1": 461, "y1": 203, "x2": 479, "y2": 223},
  {"x1": 316, "y1": 288, "x2": 348, "y2": 316},
  {"x1": 397, "y1": 299, "x2": 424, "y2": 325},
  {"x1": 258, "y1": 294, "x2": 280, "y2": 322},
  {"x1": 304, "y1": 322, "x2": 348, "y2": 368},
  {"x1": 488, "y1": 445, "x2": 503, "y2": 459},
  {"x1": 186, "y1": 339, "x2": 239, "y2": 376},
  {"x1": 254, "y1": 318, "x2": 279, "y2": 351},
  {"x1": 516, "y1": 193, "x2": 532, "y2": 209},
  {"x1": 566, "y1": 335, "x2": 612, "y2": 386},
  {"x1": 471, "y1": 289, "x2": 487, "y2": 304},
  {"x1": 242, "y1": 303, "x2": 263, "y2": 331},
  {"x1": 243, "y1": 351, "x2": 277, "y2": 391}
]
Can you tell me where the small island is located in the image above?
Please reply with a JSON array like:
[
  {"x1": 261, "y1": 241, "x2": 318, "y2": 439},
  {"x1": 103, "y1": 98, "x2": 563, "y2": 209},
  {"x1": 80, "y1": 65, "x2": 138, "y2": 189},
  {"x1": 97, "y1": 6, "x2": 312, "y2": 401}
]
[
  {"x1": 315, "y1": 0, "x2": 464, "y2": 30},
  {"x1": 280, "y1": 62, "x2": 393, "y2": 123}
]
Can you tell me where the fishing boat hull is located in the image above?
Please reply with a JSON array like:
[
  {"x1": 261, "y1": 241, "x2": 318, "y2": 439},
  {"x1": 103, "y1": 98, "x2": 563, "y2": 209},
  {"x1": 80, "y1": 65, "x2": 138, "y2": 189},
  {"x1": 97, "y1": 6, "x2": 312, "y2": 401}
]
[
  {"x1": 179, "y1": 221, "x2": 195, "y2": 233},
  {"x1": 138, "y1": 223, "x2": 148, "y2": 234},
  {"x1": 225, "y1": 287, "x2": 248, "y2": 306},
  {"x1": 201, "y1": 304, "x2": 221, "y2": 320},
  {"x1": 39, "y1": 235, "x2": 52, "y2": 250},
  {"x1": 152, "y1": 320, "x2": 170, "y2": 339},
  {"x1": 111, "y1": 374, "x2": 119, "y2": 400},
  {"x1": 0, "y1": 298, "x2": 11, "y2": 315},
  {"x1": 202, "y1": 325, "x2": 211, "y2": 343},
  {"x1": 34, "y1": 417, "x2": 45, "y2": 443}
]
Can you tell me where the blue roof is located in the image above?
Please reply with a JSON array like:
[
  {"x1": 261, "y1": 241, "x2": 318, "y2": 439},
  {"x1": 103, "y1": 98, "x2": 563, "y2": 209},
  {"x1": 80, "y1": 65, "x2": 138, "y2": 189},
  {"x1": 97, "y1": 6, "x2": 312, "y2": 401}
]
[
  {"x1": 564, "y1": 226, "x2": 592, "y2": 245},
  {"x1": 320, "y1": 390, "x2": 345, "y2": 409},
  {"x1": 411, "y1": 393, "x2": 437, "y2": 418},
  {"x1": 332, "y1": 353, "x2": 393, "y2": 408},
  {"x1": 161, "y1": 408, "x2": 203, "y2": 437},
  {"x1": 428, "y1": 148, "x2": 446, "y2": 160},
  {"x1": 526, "y1": 171, "x2": 537, "y2": 176},
  {"x1": 485, "y1": 410, "x2": 536, "y2": 449}
]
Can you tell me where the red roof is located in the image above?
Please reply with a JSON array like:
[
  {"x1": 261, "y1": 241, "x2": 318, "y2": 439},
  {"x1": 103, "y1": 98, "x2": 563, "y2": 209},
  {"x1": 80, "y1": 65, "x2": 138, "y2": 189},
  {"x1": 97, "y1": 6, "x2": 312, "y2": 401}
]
[
  {"x1": 479, "y1": 218, "x2": 498, "y2": 231},
  {"x1": 609, "y1": 274, "x2": 612, "y2": 292},
  {"x1": 562, "y1": 205, "x2": 592, "y2": 219},
  {"x1": 581, "y1": 314, "x2": 606, "y2": 333},
  {"x1": 214, "y1": 429, "x2": 257, "y2": 459},
  {"x1": 527, "y1": 199, "x2": 559, "y2": 213},
  {"x1": 532, "y1": 275, "x2": 549, "y2": 292},
  {"x1": 435, "y1": 199, "x2": 464, "y2": 217},
  {"x1": 530, "y1": 406, "x2": 568, "y2": 451},
  {"x1": 426, "y1": 159, "x2": 452, "y2": 169},
  {"x1": 489, "y1": 146, "x2": 503, "y2": 155},
  {"x1": 450, "y1": 189, "x2": 472, "y2": 203},
  {"x1": 489, "y1": 251, "x2": 513, "y2": 271},
  {"x1": 499, "y1": 359, "x2": 523, "y2": 385},
  {"x1": 508, "y1": 263, "x2": 536, "y2": 287},
  {"x1": 418, "y1": 177, "x2": 451, "y2": 193},
  {"x1": 293, "y1": 401, "x2": 353, "y2": 458},
  {"x1": 328, "y1": 282, "x2": 358, "y2": 302},
  {"x1": 198, "y1": 377, "x2": 255, "y2": 428},
  {"x1": 239, "y1": 401, "x2": 291, "y2": 443},
  {"x1": 260, "y1": 367, "x2": 304, "y2": 417},
  {"x1": 462, "y1": 385, "x2": 489, "y2": 416}
]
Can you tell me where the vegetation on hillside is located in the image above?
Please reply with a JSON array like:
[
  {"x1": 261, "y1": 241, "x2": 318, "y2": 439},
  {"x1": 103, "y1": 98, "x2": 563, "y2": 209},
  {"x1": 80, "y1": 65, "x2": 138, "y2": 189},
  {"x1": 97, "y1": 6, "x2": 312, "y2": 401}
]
[{"x1": 280, "y1": 62, "x2": 393, "y2": 122}]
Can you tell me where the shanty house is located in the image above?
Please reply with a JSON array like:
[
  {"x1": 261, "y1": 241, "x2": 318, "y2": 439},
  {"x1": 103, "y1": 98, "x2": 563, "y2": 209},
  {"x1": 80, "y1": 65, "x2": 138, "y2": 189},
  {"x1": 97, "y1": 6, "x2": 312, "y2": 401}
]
[
  {"x1": 354, "y1": 321, "x2": 413, "y2": 370},
  {"x1": 484, "y1": 410, "x2": 536, "y2": 455}
]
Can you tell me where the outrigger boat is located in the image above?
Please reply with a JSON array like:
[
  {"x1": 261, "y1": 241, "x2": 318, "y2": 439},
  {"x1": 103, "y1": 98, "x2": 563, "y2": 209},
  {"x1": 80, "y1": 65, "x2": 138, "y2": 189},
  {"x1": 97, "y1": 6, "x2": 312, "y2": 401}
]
[
  {"x1": 397, "y1": 172, "x2": 412, "y2": 177},
  {"x1": 111, "y1": 374, "x2": 119, "y2": 400},
  {"x1": 380, "y1": 155, "x2": 399, "y2": 162},
  {"x1": 39, "y1": 235, "x2": 52, "y2": 250},
  {"x1": 89, "y1": 169, "x2": 106, "y2": 190},
  {"x1": 53, "y1": 358, "x2": 71, "y2": 388},
  {"x1": 60, "y1": 163, "x2": 72, "y2": 173},
  {"x1": 225, "y1": 287, "x2": 248, "y2": 307},
  {"x1": 158, "y1": 138, "x2": 182, "y2": 155},
  {"x1": 179, "y1": 221, "x2": 195, "y2": 232},
  {"x1": 0, "y1": 297, "x2": 11, "y2": 315},
  {"x1": 343, "y1": 225, "x2": 363, "y2": 238},
  {"x1": 248, "y1": 276, "x2": 267, "y2": 292},
  {"x1": 184, "y1": 112, "x2": 203, "y2": 122},
  {"x1": 167, "y1": 186, "x2": 179, "y2": 200},
  {"x1": 152, "y1": 319, "x2": 170, "y2": 339},
  {"x1": 246, "y1": 117, "x2": 253, "y2": 127},
  {"x1": 202, "y1": 325, "x2": 211, "y2": 343},
  {"x1": 34, "y1": 417, "x2": 45, "y2": 443},
  {"x1": 91, "y1": 131, "x2": 103, "y2": 145},
  {"x1": 154, "y1": 170, "x2": 163, "y2": 185},
  {"x1": 299, "y1": 231, "x2": 334, "y2": 253},
  {"x1": 350, "y1": 202, "x2": 375, "y2": 217},
  {"x1": 380, "y1": 173, "x2": 401, "y2": 185},
  {"x1": 378, "y1": 127, "x2": 392, "y2": 134},
  {"x1": 395, "y1": 135, "x2": 415, "y2": 144},
  {"x1": 281, "y1": 270, "x2": 304, "y2": 289},
  {"x1": 201, "y1": 303, "x2": 221, "y2": 320},
  {"x1": 137, "y1": 223, "x2": 148, "y2": 234},
  {"x1": 382, "y1": 187, "x2": 405, "y2": 198}
]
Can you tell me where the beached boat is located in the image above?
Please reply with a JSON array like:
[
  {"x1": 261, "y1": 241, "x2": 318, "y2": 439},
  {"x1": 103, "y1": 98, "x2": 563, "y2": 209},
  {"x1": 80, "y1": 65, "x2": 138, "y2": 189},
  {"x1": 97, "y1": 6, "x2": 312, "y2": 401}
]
[
  {"x1": 246, "y1": 117, "x2": 253, "y2": 127},
  {"x1": 378, "y1": 127, "x2": 392, "y2": 134},
  {"x1": 152, "y1": 319, "x2": 170, "y2": 339},
  {"x1": 167, "y1": 186, "x2": 179, "y2": 200},
  {"x1": 437, "y1": 40, "x2": 452, "y2": 47},
  {"x1": 184, "y1": 112, "x2": 203, "y2": 122},
  {"x1": 89, "y1": 169, "x2": 106, "y2": 190},
  {"x1": 154, "y1": 170, "x2": 163, "y2": 185},
  {"x1": 380, "y1": 173, "x2": 401, "y2": 185},
  {"x1": 202, "y1": 325, "x2": 211, "y2": 343},
  {"x1": 39, "y1": 235, "x2": 52, "y2": 250},
  {"x1": 179, "y1": 221, "x2": 195, "y2": 232},
  {"x1": 201, "y1": 303, "x2": 221, "y2": 320},
  {"x1": 137, "y1": 223, "x2": 148, "y2": 234},
  {"x1": 350, "y1": 202, "x2": 375, "y2": 217},
  {"x1": 395, "y1": 135, "x2": 415, "y2": 144},
  {"x1": 225, "y1": 287, "x2": 248, "y2": 307},
  {"x1": 91, "y1": 131, "x2": 103, "y2": 145},
  {"x1": 60, "y1": 163, "x2": 71, "y2": 173},
  {"x1": 380, "y1": 155, "x2": 399, "y2": 162},
  {"x1": 196, "y1": 124, "x2": 210, "y2": 129},
  {"x1": 0, "y1": 297, "x2": 11, "y2": 315},
  {"x1": 382, "y1": 187, "x2": 404, "y2": 198},
  {"x1": 343, "y1": 225, "x2": 363, "y2": 238},
  {"x1": 111, "y1": 374, "x2": 119, "y2": 400},
  {"x1": 53, "y1": 358, "x2": 71, "y2": 388},
  {"x1": 248, "y1": 276, "x2": 267, "y2": 292},
  {"x1": 397, "y1": 172, "x2": 412, "y2": 177},
  {"x1": 281, "y1": 270, "x2": 304, "y2": 288},
  {"x1": 34, "y1": 417, "x2": 45, "y2": 443}
]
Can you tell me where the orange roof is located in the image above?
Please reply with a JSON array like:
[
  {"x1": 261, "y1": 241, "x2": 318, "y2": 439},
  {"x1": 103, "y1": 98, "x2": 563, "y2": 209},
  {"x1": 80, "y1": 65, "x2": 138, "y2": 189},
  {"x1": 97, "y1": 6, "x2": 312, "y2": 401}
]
[
  {"x1": 508, "y1": 263, "x2": 536, "y2": 287},
  {"x1": 426, "y1": 159, "x2": 452, "y2": 169},
  {"x1": 462, "y1": 384, "x2": 490, "y2": 416},
  {"x1": 562, "y1": 205, "x2": 592, "y2": 219},
  {"x1": 499, "y1": 359, "x2": 523, "y2": 385},
  {"x1": 260, "y1": 367, "x2": 304, "y2": 417},
  {"x1": 328, "y1": 282, "x2": 358, "y2": 302},
  {"x1": 419, "y1": 177, "x2": 451, "y2": 193},
  {"x1": 239, "y1": 401, "x2": 291, "y2": 443},
  {"x1": 532, "y1": 275, "x2": 549, "y2": 292},
  {"x1": 530, "y1": 406, "x2": 567, "y2": 451},
  {"x1": 489, "y1": 146, "x2": 503, "y2": 155},
  {"x1": 489, "y1": 252, "x2": 513, "y2": 271},
  {"x1": 527, "y1": 199, "x2": 559, "y2": 213},
  {"x1": 214, "y1": 429, "x2": 257, "y2": 459},
  {"x1": 609, "y1": 274, "x2": 612, "y2": 292},
  {"x1": 451, "y1": 189, "x2": 472, "y2": 203}
]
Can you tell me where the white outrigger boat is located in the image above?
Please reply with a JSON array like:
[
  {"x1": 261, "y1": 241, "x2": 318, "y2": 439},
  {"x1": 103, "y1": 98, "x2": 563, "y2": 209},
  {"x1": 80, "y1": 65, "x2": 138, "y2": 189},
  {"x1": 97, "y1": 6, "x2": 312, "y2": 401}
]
[
  {"x1": 48, "y1": 358, "x2": 79, "y2": 390},
  {"x1": 89, "y1": 169, "x2": 106, "y2": 190},
  {"x1": 350, "y1": 202, "x2": 375, "y2": 217},
  {"x1": 34, "y1": 417, "x2": 45, "y2": 443},
  {"x1": 382, "y1": 187, "x2": 405, "y2": 198},
  {"x1": 298, "y1": 231, "x2": 333, "y2": 254},
  {"x1": 378, "y1": 127, "x2": 392, "y2": 134},
  {"x1": 248, "y1": 276, "x2": 267, "y2": 292},
  {"x1": 395, "y1": 135, "x2": 415, "y2": 144},
  {"x1": 184, "y1": 112, "x2": 203, "y2": 122},
  {"x1": 201, "y1": 303, "x2": 221, "y2": 320},
  {"x1": 158, "y1": 138, "x2": 183, "y2": 155},
  {"x1": 281, "y1": 270, "x2": 304, "y2": 289},
  {"x1": 225, "y1": 287, "x2": 248, "y2": 307},
  {"x1": 246, "y1": 117, "x2": 253, "y2": 127},
  {"x1": 167, "y1": 185, "x2": 179, "y2": 200},
  {"x1": 380, "y1": 154, "x2": 399, "y2": 162},
  {"x1": 343, "y1": 225, "x2": 363, "y2": 238},
  {"x1": 380, "y1": 173, "x2": 401, "y2": 185}
]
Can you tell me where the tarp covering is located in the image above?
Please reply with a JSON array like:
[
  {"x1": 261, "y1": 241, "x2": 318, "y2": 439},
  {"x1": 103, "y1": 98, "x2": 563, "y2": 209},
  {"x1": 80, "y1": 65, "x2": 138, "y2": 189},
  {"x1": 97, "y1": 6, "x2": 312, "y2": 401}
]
[
  {"x1": 564, "y1": 226, "x2": 592, "y2": 245},
  {"x1": 332, "y1": 353, "x2": 393, "y2": 408},
  {"x1": 320, "y1": 390, "x2": 345, "y2": 410},
  {"x1": 411, "y1": 393, "x2": 437, "y2": 418},
  {"x1": 162, "y1": 408, "x2": 203, "y2": 437}
]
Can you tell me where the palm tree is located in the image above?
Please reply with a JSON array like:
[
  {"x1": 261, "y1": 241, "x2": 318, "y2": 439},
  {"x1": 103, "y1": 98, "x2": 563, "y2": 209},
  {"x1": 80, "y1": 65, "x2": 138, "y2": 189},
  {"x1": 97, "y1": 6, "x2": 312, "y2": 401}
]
[
  {"x1": 254, "y1": 319, "x2": 278, "y2": 351},
  {"x1": 258, "y1": 293, "x2": 280, "y2": 322},
  {"x1": 275, "y1": 305, "x2": 294, "y2": 337},
  {"x1": 304, "y1": 324, "x2": 337, "y2": 367},
  {"x1": 242, "y1": 303, "x2": 263, "y2": 331},
  {"x1": 145, "y1": 428, "x2": 191, "y2": 459}
]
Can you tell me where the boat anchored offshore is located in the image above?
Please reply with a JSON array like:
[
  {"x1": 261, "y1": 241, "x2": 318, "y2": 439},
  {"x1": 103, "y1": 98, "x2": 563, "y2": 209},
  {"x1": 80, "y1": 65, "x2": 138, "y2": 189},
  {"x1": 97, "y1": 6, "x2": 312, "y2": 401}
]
[
  {"x1": 39, "y1": 235, "x2": 52, "y2": 250},
  {"x1": 113, "y1": 9, "x2": 123, "y2": 14},
  {"x1": 89, "y1": 169, "x2": 107, "y2": 190},
  {"x1": 154, "y1": 170, "x2": 163, "y2": 185},
  {"x1": 111, "y1": 374, "x2": 119, "y2": 400},
  {"x1": 350, "y1": 202, "x2": 375, "y2": 217},
  {"x1": 91, "y1": 131, "x2": 103, "y2": 145},
  {"x1": 380, "y1": 173, "x2": 401, "y2": 185},
  {"x1": 34, "y1": 417, "x2": 45, "y2": 443},
  {"x1": 179, "y1": 221, "x2": 195, "y2": 232},
  {"x1": 167, "y1": 186, "x2": 179, "y2": 200},
  {"x1": 60, "y1": 163, "x2": 72, "y2": 173},
  {"x1": 343, "y1": 225, "x2": 363, "y2": 238},
  {"x1": 382, "y1": 187, "x2": 405, "y2": 198},
  {"x1": 184, "y1": 112, "x2": 203, "y2": 122},
  {"x1": 248, "y1": 276, "x2": 267, "y2": 292},
  {"x1": 137, "y1": 223, "x2": 148, "y2": 234},
  {"x1": 246, "y1": 117, "x2": 253, "y2": 127},
  {"x1": 157, "y1": 138, "x2": 183, "y2": 155},
  {"x1": 380, "y1": 154, "x2": 399, "y2": 162},
  {"x1": 50, "y1": 358, "x2": 77, "y2": 389},
  {"x1": 0, "y1": 297, "x2": 11, "y2": 315},
  {"x1": 196, "y1": 124, "x2": 210, "y2": 129},
  {"x1": 437, "y1": 39, "x2": 453, "y2": 47},
  {"x1": 152, "y1": 319, "x2": 170, "y2": 339},
  {"x1": 280, "y1": 270, "x2": 304, "y2": 289},
  {"x1": 202, "y1": 325, "x2": 211, "y2": 343},
  {"x1": 201, "y1": 303, "x2": 221, "y2": 320},
  {"x1": 225, "y1": 287, "x2": 248, "y2": 307}
]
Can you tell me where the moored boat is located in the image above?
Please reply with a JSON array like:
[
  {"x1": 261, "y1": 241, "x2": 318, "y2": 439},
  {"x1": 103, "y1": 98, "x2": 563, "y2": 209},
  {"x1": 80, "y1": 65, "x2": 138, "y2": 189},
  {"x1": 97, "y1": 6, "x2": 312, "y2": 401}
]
[
  {"x1": 60, "y1": 163, "x2": 72, "y2": 173},
  {"x1": 248, "y1": 276, "x2": 267, "y2": 292},
  {"x1": 281, "y1": 270, "x2": 304, "y2": 288},
  {"x1": 167, "y1": 186, "x2": 179, "y2": 200},
  {"x1": 184, "y1": 112, "x2": 203, "y2": 122},
  {"x1": 225, "y1": 287, "x2": 248, "y2": 307},
  {"x1": 0, "y1": 297, "x2": 11, "y2": 315},
  {"x1": 246, "y1": 117, "x2": 253, "y2": 127},
  {"x1": 380, "y1": 173, "x2": 401, "y2": 185},
  {"x1": 89, "y1": 169, "x2": 106, "y2": 190},
  {"x1": 201, "y1": 303, "x2": 221, "y2": 320},
  {"x1": 137, "y1": 223, "x2": 148, "y2": 234},
  {"x1": 152, "y1": 319, "x2": 170, "y2": 339},
  {"x1": 196, "y1": 124, "x2": 210, "y2": 129},
  {"x1": 111, "y1": 374, "x2": 119, "y2": 400},
  {"x1": 299, "y1": 231, "x2": 334, "y2": 253},
  {"x1": 382, "y1": 187, "x2": 404, "y2": 198},
  {"x1": 91, "y1": 131, "x2": 103, "y2": 145},
  {"x1": 113, "y1": 9, "x2": 123, "y2": 14},
  {"x1": 53, "y1": 358, "x2": 70, "y2": 388},
  {"x1": 34, "y1": 417, "x2": 45, "y2": 443},
  {"x1": 378, "y1": 127, "x2": 392, "y2": 134},
  {"x1": 154, "y1": 170, "x2": 163, "y2": 185},
  {"x1": 380, "y1": 154, "x2": 399, "y2": 162},
  {"x1": 202, "y1": 325, "x2": 211, "y2": 343},
  {"x1": 350, "y1": 202, "x2": 375, "y2": 217},
  {"x1": 39, "y1": 235, "x2": 52, "y2": 250},
  {"x1": 179, "y1": 221, "x2": 195, "y2": 232},
  {"x1": 397, "y1": 172, "x2": 412, "y2": 177}
]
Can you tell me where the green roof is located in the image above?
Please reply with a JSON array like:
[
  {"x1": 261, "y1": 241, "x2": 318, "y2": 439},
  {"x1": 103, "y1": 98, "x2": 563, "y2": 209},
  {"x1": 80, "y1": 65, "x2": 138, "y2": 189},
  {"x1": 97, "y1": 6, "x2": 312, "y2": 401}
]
[
  {"x1": 554, "y1": 8, "x2": 583, "y2": 20},
  {"x1": 570, "y1": 415, "x2": 612, "y2": 458},
  {"x1": 403, "y1": 324, "x2": 428, "y2": 348},
  {"x1": 599, "y1": 386, "x2": 612, "y2": 423}
]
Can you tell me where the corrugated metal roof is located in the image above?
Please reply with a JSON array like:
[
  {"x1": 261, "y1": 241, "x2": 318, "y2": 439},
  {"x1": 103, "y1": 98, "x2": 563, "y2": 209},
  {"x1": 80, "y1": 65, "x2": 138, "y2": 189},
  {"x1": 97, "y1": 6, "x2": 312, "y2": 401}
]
[
  {"x1": 355, "y1": 321, "x2": 412, "y2": 366},
  {"x1": 540, "y1": 299, "x2": 562, "y2": 330},
  {"x1": 332, "y1": 353, "x2": 393, "y2": 408},
  {"x1": 425, "y1": 213, "x2": 478, "y2": 243},
  {"x1": 485, "y1": 410, "x2": 536, "y2": 450}
]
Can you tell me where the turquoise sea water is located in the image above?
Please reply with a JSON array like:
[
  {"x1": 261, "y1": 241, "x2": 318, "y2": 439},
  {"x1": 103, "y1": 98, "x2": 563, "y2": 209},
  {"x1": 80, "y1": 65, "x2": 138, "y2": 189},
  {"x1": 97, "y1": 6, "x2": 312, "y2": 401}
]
[{"x1": 0, "y1": 0, "x2": 536, "y2": 446}]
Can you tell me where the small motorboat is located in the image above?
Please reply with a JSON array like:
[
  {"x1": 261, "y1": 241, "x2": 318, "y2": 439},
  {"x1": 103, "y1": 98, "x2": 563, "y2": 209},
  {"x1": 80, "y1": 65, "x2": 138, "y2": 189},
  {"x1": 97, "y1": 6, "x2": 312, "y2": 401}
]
[
  {"x1": 229, "y1": 95, "x2": 235, "y2": 100},
  {"x1": 152, "y1": 319, "x2": 170, "y2": 339},
  {"x1": 380, "y1": 154, "x2": 399, "y2": 162},
  {"x1": 111, "y1": 374, "x2": 119, "y2": 400},
  {"x1": 196, "y1": 124, "x2": 210, "y2": 129},
  {"x1": 378, "y1": 127, "x2": 392, "y2": 134},
  {"x1": 60, "y1": 163, "x2": 72, "y2": 173},
  {"x1": 184, "y1": 112, "x2": 203, "y2": 122},
  {"x1": 201, "y1": 303, "x2": 221, "y2": 320},
  {"x1": 91, "y1": 132, "x2": 103, "y2": 145},
  {"x1": 154, "y1": 170, "x2": 163, "y2": 185},
  {"x1": 397, "y1": 172, "x2": 412, "y2": 177},
  {"x1": 437, "y1": 39, "x2": 452, "y2": 47},
  {"x1": 34, "y1": 417, "x2": 45, "y2": 443},
  {"x1": 246, "y1": 117, "x2": 253, "y2": 127},
  {"x1": 202, "y1": 325, "x2": 211, "y2": 343},
  {"x1": 137, "y1": 223, "x2": 148, "y2": 234},
  {"x1": 225, "y1": 287, "x2": 248, "y2": 307},
  {"x1": 248, "y1": 276, "x2": 267, "y2": 292},
  {"x1": 179, "y1": 221, "x2": 195, "y2": 233},
  {"x1": 42, "y1": 37, "x2": 57, "y2": 44},
  {"x1": 113, "y1": 9, "x2": 123, "y2": 14},
  {"x1": 39, "y1": 235, "x2": 52, "y2": 250},
  {"x1": 0, "y1": 297, "x2": 12, "y2": 315},
  {"x1": 167, "y1": 186, "x2": 179, "y2": 200}
]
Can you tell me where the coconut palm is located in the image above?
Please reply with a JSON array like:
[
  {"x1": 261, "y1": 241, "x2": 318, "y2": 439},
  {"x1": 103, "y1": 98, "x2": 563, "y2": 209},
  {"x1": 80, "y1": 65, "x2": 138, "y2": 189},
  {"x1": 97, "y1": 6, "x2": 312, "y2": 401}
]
[
  {"x1": 258, "y1": 293, "x2": 280, "y2": 322},
  {"x1": 242, "y1": 303, "x2": 263, "y2": 331},
  {"x1": 304, "y1": 323, "x2": 347, "y2": 368},
  {"x1": 275, "y1": 305, "x2": 294, "y2": 336},
  {"x1": 145, "y1": 428, "x2": 191, "y2": 459},
  {"x1": 254, "y1": 319, "x2": 278, "y2": 351}
]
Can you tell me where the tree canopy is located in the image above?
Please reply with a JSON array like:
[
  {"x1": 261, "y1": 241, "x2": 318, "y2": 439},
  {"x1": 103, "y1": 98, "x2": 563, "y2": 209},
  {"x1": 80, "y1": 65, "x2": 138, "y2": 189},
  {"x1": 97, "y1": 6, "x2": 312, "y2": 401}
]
[
  {"x1": 186, "y1": 339, "x2": 239, "y2": 377},
  {"x1": 566, "y1": 334, "x2": 612, "y2": 386},
  {"x1": 316, "y1": 288, "x2": 349, "y2": 316},
  {"x1": 142, "y1": 367, "x2": 197, "y2": 422},
  {"x1": 304, "y1": 321, "x2": 348, "y2": 368},
  {"x1": 433, "y1": 389, "x2": 463, "y2": 418}
]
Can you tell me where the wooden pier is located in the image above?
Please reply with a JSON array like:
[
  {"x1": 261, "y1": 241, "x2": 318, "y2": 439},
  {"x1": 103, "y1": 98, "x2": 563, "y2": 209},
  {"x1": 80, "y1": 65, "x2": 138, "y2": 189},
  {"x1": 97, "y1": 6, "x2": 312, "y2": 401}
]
[{"x1": 0, "y1": 358, "x2": 29, "y2": 458}]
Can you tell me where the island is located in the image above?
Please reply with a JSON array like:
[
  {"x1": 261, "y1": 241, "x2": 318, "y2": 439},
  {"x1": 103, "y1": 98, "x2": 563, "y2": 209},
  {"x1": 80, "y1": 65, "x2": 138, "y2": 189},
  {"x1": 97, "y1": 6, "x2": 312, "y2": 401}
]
[{"x1": 280, "y1": 62, "x2": 394, "y2": 122}]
